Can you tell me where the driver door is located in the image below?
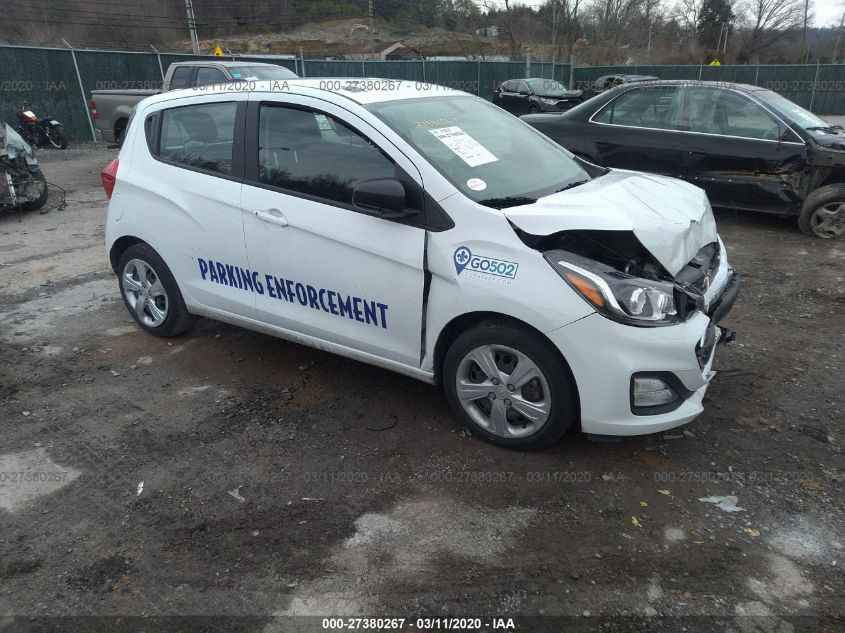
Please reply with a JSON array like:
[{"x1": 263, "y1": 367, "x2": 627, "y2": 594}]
[{"x1": 240, "y1": 94, "x2": 427, "y2": 366}]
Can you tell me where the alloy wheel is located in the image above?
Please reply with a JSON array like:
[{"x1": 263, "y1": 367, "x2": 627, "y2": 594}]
[{"x1": 810, "y1": 201, "x2": 845, "y2": 239}]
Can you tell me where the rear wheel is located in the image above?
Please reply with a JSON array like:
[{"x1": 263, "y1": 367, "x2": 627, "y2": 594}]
[
  {"x1": 45, "y1": 125, "x2": 68, "y2": 149},
  {"x1": 443, "y1": 320, "x2": 577, "y2": 450},
  {"x1": 527, "y1": 103, "x2": 540, "y2": 115},
  {"x1": 799, "y1": 184, "x2": 845, "y2": 239},
  {"x1": 117, "y1": 243, "x2": 193, "y2": 337}
]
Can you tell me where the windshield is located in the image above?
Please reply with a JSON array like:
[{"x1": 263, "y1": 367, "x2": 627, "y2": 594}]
[
  {"x1": 229, "y1": 65, "x2": 297, "y2": 80},
  {"x1": 366, "y1": 95, "x2": 589, "y2": 205},
  {"x1": 757, "y1": 90, "x2": 831, "y2": 130},
  {"x1": 527, "y1": 78, "x2": 568, "y2": 93}
]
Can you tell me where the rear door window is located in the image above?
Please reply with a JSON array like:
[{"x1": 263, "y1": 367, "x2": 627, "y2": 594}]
[
  {"x1": 593, "y1": 86, "x2": 683, "y2": 130},
  {"x1": 195, "y1": 67, "x2": 229, "y2": 87},
  {"x1": 158, "y1": 101, "x2": 237, "y2": 175}
]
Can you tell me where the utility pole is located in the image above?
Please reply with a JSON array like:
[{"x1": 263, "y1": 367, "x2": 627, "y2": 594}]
[
  {"x1": 715, "y1": 22, "x2": 724, "y2": 54},
  {"x1": 369, "y1": 0, "x2": 375, "y2": 59},
  {"x1": 801, "y1": 0, "x2": 810, "y2": 63},
  {"x1": 551, "y1": 1, "x2": 557, "y2": 57},
  {"x1": 646, "y1": 23, "x2": 653, "y2": 61},
  {"x1": 833, "y1": 12, "x2": 845, "y2": 63},
  {"x1": 185, "y1": 0, "x2": 199, "y2": 54},
  {"x1": 722, "y1": 21, "x2": 728, "y2": 54}
]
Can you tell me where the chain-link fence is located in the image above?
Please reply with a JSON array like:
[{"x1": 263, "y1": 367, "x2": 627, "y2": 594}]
[{"x1": 3, "y1": 44, "x2": 844, "y2": 141}]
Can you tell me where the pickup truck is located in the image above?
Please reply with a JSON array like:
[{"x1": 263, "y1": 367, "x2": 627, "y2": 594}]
[{"x1": 91, "y1": 60, "x2": 298, "y2": 144}]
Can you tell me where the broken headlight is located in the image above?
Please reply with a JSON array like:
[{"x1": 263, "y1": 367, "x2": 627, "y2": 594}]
[{"x1": 545, "y1": 249, "x2": 678, "y2": 326}]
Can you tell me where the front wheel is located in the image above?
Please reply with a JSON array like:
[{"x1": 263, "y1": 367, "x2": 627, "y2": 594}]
[
  {"x1": 45, "y1": 125, "x2": 68, "y2": 149},
  {"x1": 798, "y1": 184, "x2": 845, "y2": 239},
  {"x1": 443, "y1": 320, "x2": 577, "y2": 450},
  {"x1": 117, "y1": 243, "x2": 193, "y2": 337}
]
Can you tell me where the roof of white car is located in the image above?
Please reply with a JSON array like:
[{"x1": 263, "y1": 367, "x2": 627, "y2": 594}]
[{"x1": 149, "y1": 78, "x2": 467, "y2": 107}]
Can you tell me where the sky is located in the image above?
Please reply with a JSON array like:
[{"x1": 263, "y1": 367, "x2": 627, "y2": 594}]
[
  {"x1": 508, "y1": 0, "x2": 845, "y2": 27},
  {"x1": 815, "y1": 0, "x2": 845, "y2": 26}
]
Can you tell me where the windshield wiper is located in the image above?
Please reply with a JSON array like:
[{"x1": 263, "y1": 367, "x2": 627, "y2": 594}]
[
  {"x1": 806, "y1": 125, "x2": 843, "y2": 132},
  {"x1": 555, "y1": 179, "x2": 589, "y2": 193},
  {"x1": 477, "y1": 196, "x2": 537, "y2": 209}
]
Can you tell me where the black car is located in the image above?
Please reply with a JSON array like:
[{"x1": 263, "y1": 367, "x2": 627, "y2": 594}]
[
  {"x1": 523, "y1": 80, "x2": 845, "y2": 238},
  {"x1": 493, "y1": 78, "x2": 583, "y2": 115},
  {"x1": 579, "y1": 74, "x2": 659, "y2": 100}
]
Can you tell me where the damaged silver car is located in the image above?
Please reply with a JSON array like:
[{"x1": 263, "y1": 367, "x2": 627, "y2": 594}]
[{"x1": 1, "y1": 123, "x2": 49, "y2": 213}]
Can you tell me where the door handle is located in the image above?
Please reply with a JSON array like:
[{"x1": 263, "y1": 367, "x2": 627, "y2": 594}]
[{"x1": 254, "y1": 208, "x2": 288, "y2": 227}]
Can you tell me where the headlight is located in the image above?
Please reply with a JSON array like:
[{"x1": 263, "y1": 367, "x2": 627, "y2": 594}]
[
  {"x1": 545, "y1": 250, "x2": 678, "y2": 326},
  {"x1": 539, "y1": 97, "x2": 559, "y2": 105}
]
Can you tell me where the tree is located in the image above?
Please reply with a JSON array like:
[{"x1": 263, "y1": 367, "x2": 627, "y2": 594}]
[
  {"x1": 697, "y1": 0, "x2": 734, "y2": 48},
  {"x1": 739, "y1": 0, "x2": 803, "y2": 58}
]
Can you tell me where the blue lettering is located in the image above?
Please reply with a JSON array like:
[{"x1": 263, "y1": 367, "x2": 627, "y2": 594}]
[
  {"x1": 338, "y1": 294, "x2": 352, "y2": 318},
  {"x1": 209, "y1": 261, "x2": 220, "y2": 283},
  {"x1": 294, "y1": 283, "x2": 307, "y2": 305},
  {"x1": 318, "y1": 289, "x2": 330, "y2": 312},
  {"x1": 327, "y1": 290, "x2": 338, "y2": 315},
  {"x1": 215, "y1": 262, "x2": 228, "y2": 286},
  {"x1": 306, "y1": 285, "x2": 319, "y2": 309},
  {"x1": 265, "y1": 274, "x2": 277, "y2": 299},
  {"x1": 252, "y1": 271, "x2": 264, "y2": 295},
  {"x1": 241, "y1": 269, "x2": 254, "y2": 292},
  {"x1": 226, "y1": 264, "x2": 238, "y2": 288},
  {"x1": 275, "y1": 277, "x2": 288, "y2": 301},
  {"x1": 285, "y1": 279, "x2": 295, "y2": 303},
  {"x1": 378, "y1": 303, "x2": 388, "y2": 329},
  {"x1": 352, "y1": 297, "x2": 364, "y2": 322},
  {"x1": 198, "y1": 258, "x2": 208, "y2": 279},
  {"x1": 363, "y1": 300, "x2": 377, "y2": 325}
]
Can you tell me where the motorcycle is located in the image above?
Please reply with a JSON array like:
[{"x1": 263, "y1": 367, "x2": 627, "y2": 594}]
[
  {"x1": 1, "y1": 123, "x2": 49, "y2": 213},
  {"x1": 16, "y1": 103, "x2": 68, "y2": 150}
]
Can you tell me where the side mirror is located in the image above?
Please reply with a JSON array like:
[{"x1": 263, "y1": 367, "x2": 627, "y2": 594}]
[{"x1": 352, "y1": 178, "x2": 417, "y2": 219}]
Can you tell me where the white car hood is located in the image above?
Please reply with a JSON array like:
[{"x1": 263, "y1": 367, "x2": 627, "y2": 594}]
[{"x1": 504, "y1": 170, "x2": 717, "y2": 276}]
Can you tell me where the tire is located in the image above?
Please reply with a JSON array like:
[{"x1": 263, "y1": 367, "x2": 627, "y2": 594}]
[
  {"x1": 114, "y1": 119, "x2": 128, "y2": 147},
  {"x1": 798, "y1": 184, "x2": 845, "y2": 239},
  {"x1": 527, "y1": 104, "x2": 540, "y2": 115},
  {"x1": 20, "y1": 168, "x2": 48, "y2": 212},
  {"x1": 443, "y1": 319, "x2": 577, "y2": 450},
  {"x1": 46, "y1": 125, "x2": 68, "y2": 150},
  {"x1": 117, "y1": 243, "x2": 193, "y2": 337}
]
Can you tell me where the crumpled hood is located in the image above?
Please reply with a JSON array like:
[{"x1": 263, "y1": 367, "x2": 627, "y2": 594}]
[
  {"x1": 504, "y1": 170, "x2": 717, "y2": 276},
  {"x1": 0, "y1": 123, "x2": 37, "y2": 166}
]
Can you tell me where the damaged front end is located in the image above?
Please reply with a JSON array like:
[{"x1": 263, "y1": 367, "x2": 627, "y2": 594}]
[
  {"x1": 1, "y1": 123, "x2": 45, "y2": 212},
  {"x1": 518, "y1": 227, "x2": 739, "y2": 329}
]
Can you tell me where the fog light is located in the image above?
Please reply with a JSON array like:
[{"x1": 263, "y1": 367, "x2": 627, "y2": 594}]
[{"x1": 632, "y1": 377, "x2": 677, "y2": 407}]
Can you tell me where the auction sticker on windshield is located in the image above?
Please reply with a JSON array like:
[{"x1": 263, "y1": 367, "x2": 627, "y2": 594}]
[{"x1": 429, "y1": 126, "x2": 498, "y2": 167}]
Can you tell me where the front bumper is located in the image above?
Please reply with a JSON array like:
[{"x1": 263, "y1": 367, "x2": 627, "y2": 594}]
[{"x1": 548, "y1": 249, "x2": 739, "y2": 436}]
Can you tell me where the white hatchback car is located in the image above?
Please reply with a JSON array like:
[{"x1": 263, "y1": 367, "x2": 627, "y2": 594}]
[{"x1": 102, "y1": 78, "x2": 739, "y2": 450}]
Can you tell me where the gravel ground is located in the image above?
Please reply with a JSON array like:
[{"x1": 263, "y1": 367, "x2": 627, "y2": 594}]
[{"x1": 0, "y1": 144, "x2": 843, "y2": 633}]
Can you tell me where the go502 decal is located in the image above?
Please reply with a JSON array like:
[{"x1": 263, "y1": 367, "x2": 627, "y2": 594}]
[{"x1": 453, "y1": 246, "x2": 518, "y2": 284}]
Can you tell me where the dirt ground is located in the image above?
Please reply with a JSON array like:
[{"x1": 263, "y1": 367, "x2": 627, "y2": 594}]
[{"x1": 0, "y1": 144, "x2": 843, "y2": 633}]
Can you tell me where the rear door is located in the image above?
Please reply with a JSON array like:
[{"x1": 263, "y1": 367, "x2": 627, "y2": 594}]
[
  {"x1": 681, "y1": 86, "x2": 807, "y2": 212},
  {"x1": 239, "y1": 94, "x2": 427, "y2": 366},
  {"x1": 586, "y1": 84, "x2": 686, "y2": 177},
  {"x1": 497, "y1": 80, "x2": 519, "y2": 113},
  {"x1": 135, "y1": 93, "x2": 253, "y2": 317}
]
